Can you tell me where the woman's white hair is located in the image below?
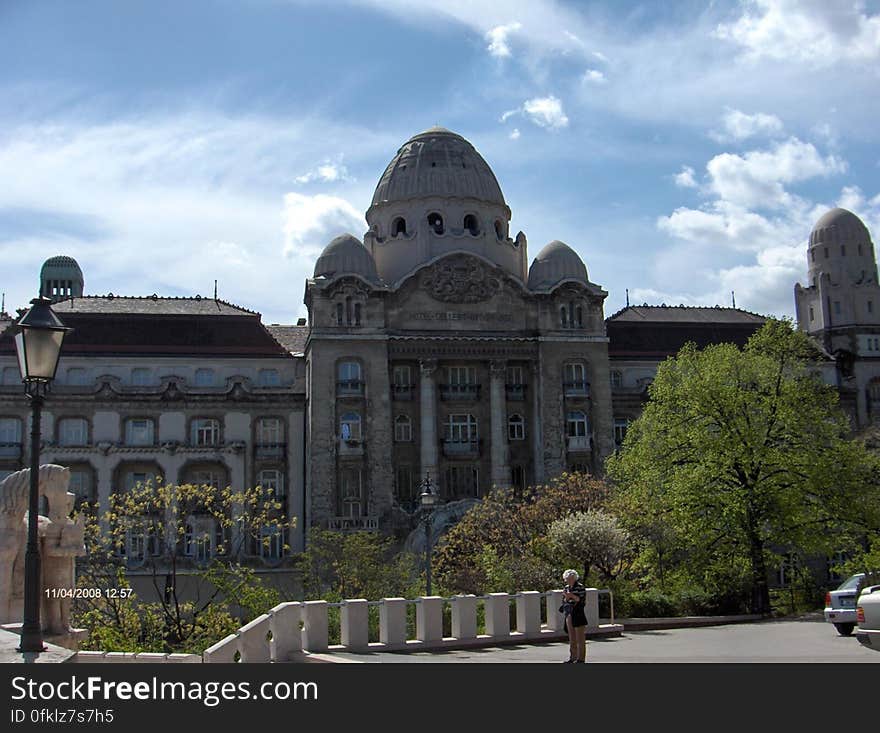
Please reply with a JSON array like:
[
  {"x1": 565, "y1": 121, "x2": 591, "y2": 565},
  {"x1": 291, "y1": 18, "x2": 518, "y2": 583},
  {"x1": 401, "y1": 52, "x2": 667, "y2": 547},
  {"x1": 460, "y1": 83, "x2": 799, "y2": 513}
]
[{"x1": 562, "y1": 569, "x2": 579, "y2": 581}]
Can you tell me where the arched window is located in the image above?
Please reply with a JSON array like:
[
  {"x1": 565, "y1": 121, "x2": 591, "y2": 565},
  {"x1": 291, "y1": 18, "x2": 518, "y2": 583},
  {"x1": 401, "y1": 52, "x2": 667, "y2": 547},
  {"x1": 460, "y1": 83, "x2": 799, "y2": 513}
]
[
  {"x1": 391, "y1": 217, "x2": 407, "y2": 237},
  {"x1": 336, "y1": 303, "x2": 344, "y2": 325},
  {"x1": 508, "y1": 414, "x2": 525, "y2": 441},
  {"x1": 564, "y1": 363, "x2": 589, "y2": 395},
  {"x1": 560, "y1": 307, "x2": 568, "y2": 328},
  {"x1": 340, "y1": 412, "x2": 362, "y2": 441},
  {"x1": 464, "y1": 214, "x2": 480, "y2": 235},
  {"x1": 394, "y1": 415, "x2": 413, "y2": 442},
  {"x1": 494, "y1": 220, "x2": 505, "y2": 239},
  {"x1": 337, "y1": 361, "x2": 363, "y2": 394},
  {"x1": 354, "y1": 303, "x2": 362, "y2": 326},
  {"x1": 428, "y1": 212, "x2": 444, "y2": 235},
  {"x1": 575, "y1": 305, "x2": 583, "y2": 327},
  {"x1": 566, "y1": 411, "x2": 588, "y2": 437}
]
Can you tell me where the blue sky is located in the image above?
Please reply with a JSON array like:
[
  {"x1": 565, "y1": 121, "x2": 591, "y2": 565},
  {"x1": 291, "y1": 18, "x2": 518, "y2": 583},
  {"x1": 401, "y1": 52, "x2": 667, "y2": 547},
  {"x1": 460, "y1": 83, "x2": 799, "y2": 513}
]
[{"x1": 1, "y1": 0, "x2": 879, "y2": 324}]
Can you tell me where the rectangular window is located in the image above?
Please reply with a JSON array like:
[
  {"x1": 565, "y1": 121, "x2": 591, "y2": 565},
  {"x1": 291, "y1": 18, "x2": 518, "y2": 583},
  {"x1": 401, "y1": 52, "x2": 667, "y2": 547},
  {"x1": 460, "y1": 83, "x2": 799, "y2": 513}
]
[
  {"x1": 511, "y1": 465, "x2": 526, "y2": 492},
  {"x1": 508, "y1": 415, "x2": 525, "y2": 441},
  {"x1": 125, "y1": 472, "x2": 150, "y2": 490},
  {"x1": 190, "y1": 470, "x2": 220, "y2": 489},
  {"x1": 68, "y1": 470, "x2": 93, "y2": 505},
  {"x1": 0, "y1": 417, "x2": 22, "y2": 444},
  {"x1": 614, "y1": 418, "x2": 630, "y2": 448},
  {"x1": 444, "y1": 465, "x2": 480, "y2": 499},
  {"x1": 447, "y1": 366, "x2": 477, "y2": 385},
  {"x1": 392, "y1": 365, "x2": 412, "y2": 387},
  {"x1": 394, "y1": 416, "x2": 413, "y2": 442},
  {"x1": 191, "y1": 418, "x2": 220, "y2": 446},
  {"x1": 869, "y1": 301, "x2": 874, "y2": 314},
  {"x1": 338, "y1": 468, "x2": 363, "y2": 517},
  {"x1": 506, "y1": 365, "x2": 524, "y2": 385},
  {"x1": 809, "y1": 306, "x2": 814, "y2": 322},
  {"x1": 395, "y1": 465, "x2": 415, "y2": 507},
  {"x1": 131, "y1": 368, "x2": 151, "y2": 386},
  {"x1": 258, "y1": 469, "x2": 284, "y2": 498},
  {"x1": 610, "y1": 370, "x2": 622, "y2": 388},
  {"x1": 258, "y1": 369, "x2": 281, "y2": 387},
  {"x1": 257, "y1": 417, "x2": 283, "y2": 444},
  {"x1": 125, "y1": 419, "x2": 154, "y2": 446},
  {"x1": 58, "y1": 418, "x2": 88, "y2": 446},
  {"x1": 564, "y1": 363, "x2": 589, "y2": 395},
  {"x1": 445, "y1": 414, "x2": 478, "y2": 442},
  {"x1": 834, "y1": 301, "x2": 841, "y2": 315}
]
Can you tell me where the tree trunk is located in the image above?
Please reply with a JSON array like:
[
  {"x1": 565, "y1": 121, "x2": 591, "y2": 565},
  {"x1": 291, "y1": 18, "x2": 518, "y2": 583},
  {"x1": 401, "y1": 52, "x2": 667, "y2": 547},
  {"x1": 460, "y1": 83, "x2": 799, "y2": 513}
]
[{"x1": 746, "y1": 527, "x2": 771, "y2": 615}]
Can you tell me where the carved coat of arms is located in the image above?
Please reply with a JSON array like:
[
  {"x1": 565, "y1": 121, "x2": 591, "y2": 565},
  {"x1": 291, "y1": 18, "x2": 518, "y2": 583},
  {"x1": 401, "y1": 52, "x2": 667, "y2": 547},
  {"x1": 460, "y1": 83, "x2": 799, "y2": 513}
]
[{"x1": 420, "y1": 256, "x2": 501, "y2": 303}]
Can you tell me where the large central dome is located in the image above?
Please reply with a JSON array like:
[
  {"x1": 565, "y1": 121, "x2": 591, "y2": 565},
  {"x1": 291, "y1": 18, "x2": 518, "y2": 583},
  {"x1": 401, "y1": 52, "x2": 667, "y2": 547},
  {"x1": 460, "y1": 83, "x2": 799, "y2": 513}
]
[{"x1": 370, "y1": 127, "x2": 506, "y2": 208}]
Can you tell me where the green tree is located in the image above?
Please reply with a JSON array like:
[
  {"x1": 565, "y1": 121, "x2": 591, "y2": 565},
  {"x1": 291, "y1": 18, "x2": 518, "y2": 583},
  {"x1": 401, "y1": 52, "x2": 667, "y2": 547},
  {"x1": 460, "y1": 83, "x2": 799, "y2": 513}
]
[
  {"x1": 74, "y1": 479, "x2": 294, "y2": 653},
  {"x1": 545, "y1": 510, "x2": 633, "y2": 582},
  {"x1": 607, "y1": 319, "x2": 880, "y2": 615}
]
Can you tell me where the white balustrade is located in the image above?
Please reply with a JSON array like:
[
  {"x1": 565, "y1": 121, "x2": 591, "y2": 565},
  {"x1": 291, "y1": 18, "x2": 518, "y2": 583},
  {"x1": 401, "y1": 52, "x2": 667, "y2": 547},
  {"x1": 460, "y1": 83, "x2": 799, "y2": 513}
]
[
  {"x1": 516, "y1": 591, "x2": 542, "y2": 636},
  {"x1": 484, "y1": 593, "x2": 510, "y2": 639},
  {"x1": 237, "y1": 613, "x2": 271, "y2": 662},
  {"x1": 546, "y1": 589, "x2": 566, "y2": 632},
  {"x1": 380, "y1": 598, "x2": 408, "y2": 645},
  {"x1": 269, "y1": 601, "x2": 302, "y2": 661},
  {"x1": 341, "y1": 599, "x2": 369, "y2": 650},
  {"x1": 451, "y1": 594, "x2": 477, "y2": 639},
  {"x1": 301, "y1": 600, "x2": 329, "y2": 652},
  {"x1": 416, "y1": 596, "x2": 443, "y2": 642}
]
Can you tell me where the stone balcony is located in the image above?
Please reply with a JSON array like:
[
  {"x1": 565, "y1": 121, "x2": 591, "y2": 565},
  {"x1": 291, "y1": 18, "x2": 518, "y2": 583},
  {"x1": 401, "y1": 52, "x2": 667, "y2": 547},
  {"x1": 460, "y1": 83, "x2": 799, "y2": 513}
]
[
  {"x1": 566, "y1": 435, "x2": 591, "y2": 453},
  {"x1": 254, "y1": 442, "x2": 287, "y2": 460},
  {"x1": 438, "y1": 384, "x2": 480, "y2": 401},
  {"x1": 326, "y1": 516, "x2": 379, "y2": 531},
  {"x1": 441, "y1": 438, "x2": 481, "y2": 458}
]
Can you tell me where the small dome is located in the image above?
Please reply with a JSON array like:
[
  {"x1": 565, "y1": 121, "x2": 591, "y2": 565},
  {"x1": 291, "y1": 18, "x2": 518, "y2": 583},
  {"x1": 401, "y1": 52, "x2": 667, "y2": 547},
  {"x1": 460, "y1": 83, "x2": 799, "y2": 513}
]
[
  {"x1": 40, "y1": 255, "x2": 83, "y2": 279},
  {"x1": 809, "y1": 208, "x2": 871, "y2": 246},
  {"x1": 40, "y1": 255, "x2": 84, "y2": 301},
  {"x1": 313, "y1": 234, "x2": 379, "y2": 282},
  {"x1": 371, "y1": 128, "x2": 506, "y2": 208},
  {"x1": 527, "y1": 240, "x2": 588, "y2": 291}
]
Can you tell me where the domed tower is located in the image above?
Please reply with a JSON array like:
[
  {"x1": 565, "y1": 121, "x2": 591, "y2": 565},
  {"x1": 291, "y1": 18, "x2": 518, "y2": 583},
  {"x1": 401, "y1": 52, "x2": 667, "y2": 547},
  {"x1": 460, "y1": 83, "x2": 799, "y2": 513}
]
[
  {"x1": 40, "y1": 255, "x2": 84, "y2": 302},
  {"x1": 794, "y1": 208, "x2": 879, "y2": 339},
  {"x1": 794, "y1": 208, "x2": 880, "y2": 426},
  {"x1": 364, "y1": 127, "x2": 527, "y2": 285}
]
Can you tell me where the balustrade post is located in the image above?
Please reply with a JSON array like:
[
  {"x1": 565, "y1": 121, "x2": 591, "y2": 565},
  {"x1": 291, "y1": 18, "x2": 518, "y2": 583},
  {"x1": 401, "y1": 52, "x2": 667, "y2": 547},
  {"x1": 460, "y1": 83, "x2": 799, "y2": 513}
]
[
  {"x1": 515, "y1": 591, "x2": 542, "y2": 637},
  {"x1": 546, "y1": 590, "x2": 566, "y2": 632},
  {"x1": 301, "y1": 600, "x2": 329, "y2": 652},
  {"x1": 416, "y1": 596, "x2": 443, "y2": 642},
  {"x1": 451, "y1": 594, "x2": 477, "y2": 640},
  {"x1": 269, "y1": 602, "x2": 303, "y2": 661},
  {"x1": 341, "y1": 599, "x2": 369, "y2": 650},
  {"x1": 584, "y1": 588, "x2": 600, "y2": 629},
  {"x1": 379, "y1": 598, "x2": 408, "y2": 646},
  {"x1": 484, "y1": 593, "x2": 510, "y2": 639}
]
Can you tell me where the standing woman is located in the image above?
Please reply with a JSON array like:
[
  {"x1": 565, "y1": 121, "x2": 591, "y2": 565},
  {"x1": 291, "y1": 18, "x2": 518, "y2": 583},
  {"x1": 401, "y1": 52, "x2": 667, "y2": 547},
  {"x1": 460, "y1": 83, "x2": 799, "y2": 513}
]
[{"x1": 561, "y1": 569, "x2": 587, "y2": 663}]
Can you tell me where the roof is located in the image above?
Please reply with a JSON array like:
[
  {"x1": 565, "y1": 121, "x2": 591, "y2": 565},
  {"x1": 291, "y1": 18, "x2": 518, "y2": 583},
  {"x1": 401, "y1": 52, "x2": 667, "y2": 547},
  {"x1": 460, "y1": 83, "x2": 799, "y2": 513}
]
[
  {"x1": 266, "y1": 324, "x2": 309, "y2": 354},
  {"x1": 607, "y1": 305, "x2": 767, "y2": 324},
  {"x1": 50, "y1": 295, "x2": 260, "y2": 317},
  {"x1": 810, "y1": 207, "x2": 871, "y2": 246},
  {"x1": 528, "y1": 240, "x2": 589, "y2": 291},
  {"x1": 370, "y1": 127, "x2": 506, "y2": 209},
  {"x1": 606, "y1": 306, "x2": 767, "y2": 358},
  {"x1": 313, "y1": 234, "x2": 380, "y2": 282}
]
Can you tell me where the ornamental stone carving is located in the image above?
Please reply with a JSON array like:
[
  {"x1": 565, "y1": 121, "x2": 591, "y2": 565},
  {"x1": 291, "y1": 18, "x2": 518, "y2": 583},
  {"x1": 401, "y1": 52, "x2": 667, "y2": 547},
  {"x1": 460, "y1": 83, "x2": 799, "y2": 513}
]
[{"x1": 420, "y1": 256, "x2": 501, "y2": 303}]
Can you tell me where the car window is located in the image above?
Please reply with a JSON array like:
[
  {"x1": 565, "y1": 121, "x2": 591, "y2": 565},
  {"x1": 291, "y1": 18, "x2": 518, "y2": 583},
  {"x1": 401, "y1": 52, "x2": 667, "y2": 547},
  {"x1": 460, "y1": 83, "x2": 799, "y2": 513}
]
[{"x1": 837, "y1": 574, "x2": 864, "y2": 591}]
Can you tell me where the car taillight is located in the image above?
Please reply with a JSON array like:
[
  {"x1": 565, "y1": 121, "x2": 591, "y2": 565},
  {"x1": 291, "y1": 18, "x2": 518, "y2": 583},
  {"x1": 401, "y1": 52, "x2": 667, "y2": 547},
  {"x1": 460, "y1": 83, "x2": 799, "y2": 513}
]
[
  {"x1": 857, "y1": 606, "x2": 865, "y2": 624},
  {"x1": 825, "y1": 592, "x2": 832, "y2": 607}
]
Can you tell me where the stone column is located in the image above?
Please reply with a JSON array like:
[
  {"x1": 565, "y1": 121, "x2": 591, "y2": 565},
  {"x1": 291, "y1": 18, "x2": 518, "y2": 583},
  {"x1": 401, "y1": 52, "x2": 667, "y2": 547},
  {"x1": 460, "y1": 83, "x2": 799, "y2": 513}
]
[
  {"x1": 531, "y1": 358, "x2": 546, "y2": 485},
  {"x1": 489, "y1": 359, "x2": 509, "y2": 488},
  {"x1": 419, "y1": 359, "x2": 439, "y2": 484}
]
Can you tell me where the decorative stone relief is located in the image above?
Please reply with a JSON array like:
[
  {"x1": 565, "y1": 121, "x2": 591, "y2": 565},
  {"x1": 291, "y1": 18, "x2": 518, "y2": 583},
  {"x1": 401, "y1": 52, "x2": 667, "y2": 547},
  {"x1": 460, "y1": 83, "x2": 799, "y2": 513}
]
[{"x1": 420, "y1": 256, "x2": 501, "y2": 303}]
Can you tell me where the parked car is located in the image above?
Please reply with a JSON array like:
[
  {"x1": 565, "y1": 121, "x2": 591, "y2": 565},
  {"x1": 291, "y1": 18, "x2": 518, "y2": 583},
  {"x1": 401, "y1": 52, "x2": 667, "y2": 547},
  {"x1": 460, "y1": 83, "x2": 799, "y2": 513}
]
[
  {"x1": 824, "y1": 573, "x2": 864, "y2": 636},
  {"x1": 856, "y1": 583, "x2": 880, "y2": 652}
]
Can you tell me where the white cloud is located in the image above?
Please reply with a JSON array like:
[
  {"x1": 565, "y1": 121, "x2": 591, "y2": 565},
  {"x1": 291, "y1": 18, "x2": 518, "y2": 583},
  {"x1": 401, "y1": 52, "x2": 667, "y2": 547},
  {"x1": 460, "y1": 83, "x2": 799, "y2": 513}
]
[
  {"x1": 673, "y1": 165, "x2": 698, "y2": 188},
  {"x1": 710, "y1": 108, "x2": 784, "y2": 142},
  {"x1": 522, "y1": 95, "x2": 569, "y2": 129},
  {"x1": 282, "y1": 192, "x2": 365, "y2": 259},
  {"x1": 592, "y1": 50, "x2": 609, "y2": 63},
  {"x1": 295, "y1": 159, "x2": 352, "y2": 184},
  {"x1": 705, "y1": 137, "x2": 846, "y2": 210},
  {"x1": 582, "y1": 69, "x2": 606, "y2": 84},
  {"x1": 500, "y1": 109, "x2": 518, "y2": 123},
  {"x1": 509, "y1": 128, "x2": 521, "y2": 140},
  {"x1": 485, "y1": 21, "x2": 522, "y2": 58},
  {"x1": 715, "y1": 0, "x2": 880, "y2": 65}
]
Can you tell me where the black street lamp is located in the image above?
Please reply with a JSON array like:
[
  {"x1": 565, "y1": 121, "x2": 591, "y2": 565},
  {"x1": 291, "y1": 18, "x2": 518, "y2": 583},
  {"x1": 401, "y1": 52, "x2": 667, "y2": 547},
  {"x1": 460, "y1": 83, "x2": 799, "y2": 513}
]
[
  {"x1": 419, "y1": 472, "x2": 440, "y2": 596},
  {"x1": 12, "y1": 296, "x2": 70, "y2": 654}
]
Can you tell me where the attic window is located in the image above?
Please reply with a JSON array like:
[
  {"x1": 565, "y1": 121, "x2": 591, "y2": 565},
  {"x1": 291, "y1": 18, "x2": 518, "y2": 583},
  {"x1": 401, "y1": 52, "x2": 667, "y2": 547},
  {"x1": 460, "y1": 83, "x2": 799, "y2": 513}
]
[
  {"x1": 464, "y1": 214, "x2": 480, "y2": 236},
  {"x1": 391, "y1": 217, "x2": 407, "y2": 237},
  {"x1": 428, "y1": 212, "x2": 444, "y2": 235}
]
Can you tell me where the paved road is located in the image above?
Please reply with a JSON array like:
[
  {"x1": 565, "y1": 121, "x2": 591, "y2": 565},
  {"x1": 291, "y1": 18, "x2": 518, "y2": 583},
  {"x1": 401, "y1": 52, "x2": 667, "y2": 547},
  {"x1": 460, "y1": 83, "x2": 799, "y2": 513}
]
[{"x1": 327, "y1": 617, "x2": 880, "y2": 663}]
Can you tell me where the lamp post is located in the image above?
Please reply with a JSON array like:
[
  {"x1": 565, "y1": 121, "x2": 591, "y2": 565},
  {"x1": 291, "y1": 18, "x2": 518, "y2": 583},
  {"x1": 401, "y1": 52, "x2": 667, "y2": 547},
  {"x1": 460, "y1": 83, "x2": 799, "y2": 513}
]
[
  {"x1": 12, "y1": 296, "x2": 70, "y2": 654},
  {"x1": 419, "y1": 472, "x2": 439, "y2": 596}
]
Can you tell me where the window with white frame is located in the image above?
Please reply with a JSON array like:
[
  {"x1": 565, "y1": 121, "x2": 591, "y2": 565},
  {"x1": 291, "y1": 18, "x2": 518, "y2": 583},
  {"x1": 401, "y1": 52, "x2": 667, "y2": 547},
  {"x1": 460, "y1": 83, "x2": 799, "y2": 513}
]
[
  {"x1": 395, "y1": 465, "x2": 415, "y2": 506},
  {"x1": 511, "y1": 465, "x2": 526, "y2": 491},
  {"x1": 131, "y1": 368, "x2": 151, "y2": 386},
  {"x1": 124, "y1": 418, "x2": 154, "y2": 446},
  {"x1": 258, "y1": 526, "x2": 284, "y2": 560},
  {"x1": 258, "y1": 469, "x2": 284, "y2": 498},
  {"x1": 191, "y1": 418, "x2": 220, "y2": 446},
  {"x1": 184, "y1": 517, "x2": 215, "y2": 563},
  {"x1": 392, "y1": 364, "x2": 412, "y2": 387},
  {"x1": 508, "y1": 414, "x2": 525, "y2": 441},
  {"x1": 0, "y1": 417, "x2": 22, "y2": 446},
  {"x1": 394, "y1": 415, "x2": 413, "y2": 442},
  {"x1": 447, "y1": 366, "x2": 476, "y2": 386},
  {"x1": 66, "y1": 367, "x2": 88, "y2": 386},
  {"x1": 337, "y1": 361, "x2": 363, "y2": 393},
  {"x1": 194, "y1": 368, "x2": 215, "y2": 387},
  {"x1": 338, "y1": 467, "x2": 363, "y2": 517},
  {"x1": 340, "y1": 412, "x2": 362, "y2": 441},
  {"x1": 610, "y1": 370, "x2": 622, "y2": 389},
  {"x1": 613, "y1": 418, "x2": 630, "y2": 448},
  {"x1": 566, "y1": 411, "x2": 588, "y2": 437},
  {"x1": 445, "y1": 414, "x2": 478, "y2": 443},
  {"x1": 68, "y1": 469, "x2": 94, "y2": 506},
  {"x1": 564, "y1": 362, "x2": 588, "y2": 391},
  {"x1": 258, "y1": 369, "x2": 281, "y2": 387},
  {"x1": 444, "y1": 465, "x2": 479, "y2": 498},
  {"x1": 506, "y1": 365, "x2": 524, "y2": 386},
  {"x1": 257, "y1": 417, "x2": 283, "y2": 444},
  {"x1": 2, "y1": 366, "x2": 19, "y2": 385},
  {"x1": 189, "y1": 469, "x2": 221, "y2": 489},
  {"x1": 58, "y1": 417, "x2": 88, "y2": 446}
]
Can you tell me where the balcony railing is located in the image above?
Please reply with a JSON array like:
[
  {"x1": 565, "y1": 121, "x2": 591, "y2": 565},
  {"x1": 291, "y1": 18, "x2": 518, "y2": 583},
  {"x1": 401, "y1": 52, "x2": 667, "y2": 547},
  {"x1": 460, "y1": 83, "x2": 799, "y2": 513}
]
[
  {"x1": 326, "y1": 516, "x2": 379, "y2": 531},
  {"x1": 336, "y1": 380, "x2": 365, "y2": 396},
  {"x1": 0, "y1": 442, "x2": 23, "y2": 459},
  {"x1": 442, "y1": 438, "x2": 481, "y2": 458},
  {"x1": 567, "y1": 435, "x2": 591, "y2": 453},
  {"x1": 439, "y1": 384, "x2": 480, "y2": 401},
  {"x1": 338, "y1": 439, "x2": 364, "y2": 456},
  {"x1": 505, "y1": 383, "x2": 527, "y2": 400},
  {"x1": 255, "y1": 442, "x2": 287, "y2": 460},
  {"x1": 391, "y1": 383, "x2": 415, "y2": 400},
  {"x1": 563, "y1": 381, "x2": 590, "y2": 397}
]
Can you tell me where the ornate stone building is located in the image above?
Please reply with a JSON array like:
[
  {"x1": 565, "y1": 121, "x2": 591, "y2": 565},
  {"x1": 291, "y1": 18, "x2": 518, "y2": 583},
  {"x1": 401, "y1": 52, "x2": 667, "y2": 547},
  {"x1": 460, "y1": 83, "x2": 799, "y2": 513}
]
[{"x1": 304, "y1": 127, "x2": 613, "y2": 530}]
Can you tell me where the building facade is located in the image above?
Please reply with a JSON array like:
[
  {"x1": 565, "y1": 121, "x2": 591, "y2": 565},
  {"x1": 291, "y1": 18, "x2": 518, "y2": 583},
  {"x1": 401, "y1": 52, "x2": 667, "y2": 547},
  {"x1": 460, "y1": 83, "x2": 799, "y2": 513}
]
[{"x1": 0, "y1": 127, "x2": 877, "y2": 561}]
